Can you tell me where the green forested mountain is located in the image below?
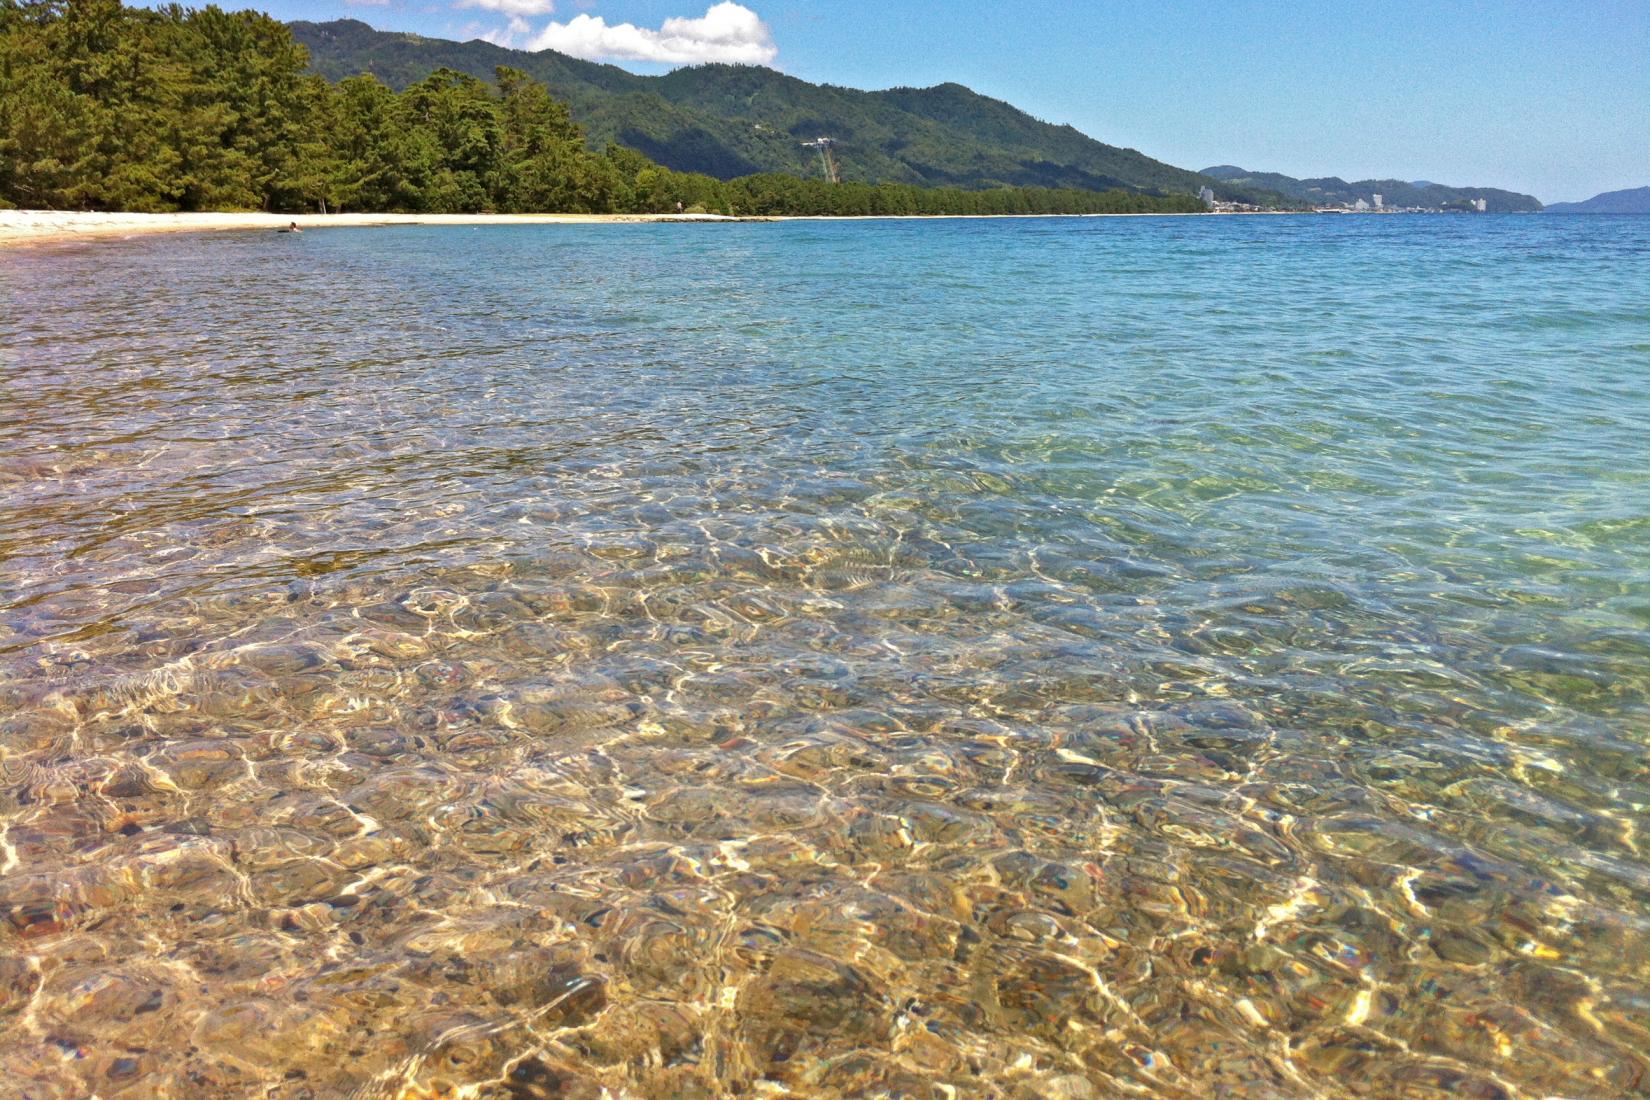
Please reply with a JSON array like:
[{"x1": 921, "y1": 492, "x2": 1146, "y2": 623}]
[
  {"x1": 1201, "y1": 165, "x2": 1542, "y2": 213},
  {"x1": 1544, "y1": 187, "x2": 1650, "y2": 214},
  {"x1": 0, "y1": 0, "x2": 1200, "y2": 217},
  {"x1": 290, "y1": 18, "x2": 1271, "y2": 202}
]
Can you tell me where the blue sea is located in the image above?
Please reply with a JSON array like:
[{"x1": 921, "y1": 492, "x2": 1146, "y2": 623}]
[{"x1": 3, "y1": 214, "x2": 1649, "y2": 1097}]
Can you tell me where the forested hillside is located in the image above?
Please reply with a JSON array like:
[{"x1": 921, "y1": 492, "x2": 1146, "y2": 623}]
[
  {"x1": 291, "y1": 18, "x2": 1273, "y2": 203},
  {"x1": 0, "y1": 0, "x2": 1201, "y2": 217},
  {"x1": 1202, "y1": 166, "x2": 1542, "y2": 212}
]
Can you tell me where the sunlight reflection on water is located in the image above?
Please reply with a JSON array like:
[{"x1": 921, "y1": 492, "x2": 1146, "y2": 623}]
[{"x1": 2, "y1": 215, "x2": 1649, "y2": 1098}]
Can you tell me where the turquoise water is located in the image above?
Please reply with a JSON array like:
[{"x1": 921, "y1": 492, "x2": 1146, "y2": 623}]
[{"x1": 3, "y1": 215, "x2": 1649, "y2": 1098}]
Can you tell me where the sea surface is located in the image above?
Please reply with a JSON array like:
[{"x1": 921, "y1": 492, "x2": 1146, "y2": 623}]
[{"x1": 2, "y1": 214, "x2": 1648, "y2": 1099}]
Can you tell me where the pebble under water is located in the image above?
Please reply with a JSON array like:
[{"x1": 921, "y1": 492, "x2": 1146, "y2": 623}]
[{"x1": 2, "y1": 215, "x2": 1650, "y2": 1098}]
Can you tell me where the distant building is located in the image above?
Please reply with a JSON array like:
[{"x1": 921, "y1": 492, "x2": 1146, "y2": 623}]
[
  {"x1": 1198, "y1": 186, "x2": 1216, "y2": 209},
  {"x1": 1352, "y1": 198, "x2": 1371, "y2": 212},
  {"x1": 1472, "y1": 198, "x2": 1488, "y2": 213},
  {"x1": 1372, "y1": 193, "x2": 1384, "y2": 210}
]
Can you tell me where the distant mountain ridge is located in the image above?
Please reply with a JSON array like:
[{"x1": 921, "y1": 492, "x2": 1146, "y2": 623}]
[
  {"x1": 1545, "y1": 187, "x2": 1650, "y2": 214},
  {"x1": 290, "y1": 20, "x2": 1278, "y2": 202},
  {"x1": 1201, "y1": 165, "x2": 1542, "y2": 213}
]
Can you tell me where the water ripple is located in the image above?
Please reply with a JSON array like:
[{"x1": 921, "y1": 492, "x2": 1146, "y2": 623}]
[{"x1": 2, "y1": 216, "x2": 1649, "y2": 1098}]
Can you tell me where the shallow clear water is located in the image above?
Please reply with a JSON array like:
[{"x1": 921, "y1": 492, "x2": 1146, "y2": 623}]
[{"x1": 2, "y1": 214, "x2": 1649, "y2": 1098}]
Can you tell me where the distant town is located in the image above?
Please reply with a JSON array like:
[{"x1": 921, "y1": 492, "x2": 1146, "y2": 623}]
[{"x1": 1197, "y1": 185, "x2": 1493, "y2": 214}]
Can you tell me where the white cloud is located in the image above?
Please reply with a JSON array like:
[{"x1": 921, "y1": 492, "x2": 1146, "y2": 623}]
[
  {"x1": 478, "y1": 15, "x2": 533, "y2": 46},
  {"x1": 458, "y1": 0, "x2": 554, "y2": 19},
  {"x1": 527, "y1": 2, "x2": 776, "y2": 66}
]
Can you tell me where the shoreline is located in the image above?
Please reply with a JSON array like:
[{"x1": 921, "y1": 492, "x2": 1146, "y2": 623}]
[
  {"x1": 0, "y1": 207, "x2": 1295, "y2": 247},
  {"x1": 0, "y1": 210, "x2": 776, "y2": 247}
]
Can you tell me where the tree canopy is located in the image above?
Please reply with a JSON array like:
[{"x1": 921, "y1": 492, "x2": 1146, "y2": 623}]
[{"x1": 0, "y1": 0, "x2": 1203, "y2": 217}]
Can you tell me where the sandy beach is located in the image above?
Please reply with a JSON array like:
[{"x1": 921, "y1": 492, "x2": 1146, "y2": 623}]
[
  {"x1": 0, "y1": 207, "x2": 1270, "y2": 247},
  {"x1": 0, "y1": 209, "x2": 767, "y2": 246}
]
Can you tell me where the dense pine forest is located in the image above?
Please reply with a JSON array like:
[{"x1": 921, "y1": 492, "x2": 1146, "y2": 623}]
[{"x1": 0, "y1": 0, "x2": 1203, "y2": 217}]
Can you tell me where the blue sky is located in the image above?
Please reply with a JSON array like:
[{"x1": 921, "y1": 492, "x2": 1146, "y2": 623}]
[{"x1": 258, "y1": 0, "x2": 1646, "y2": 202}]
